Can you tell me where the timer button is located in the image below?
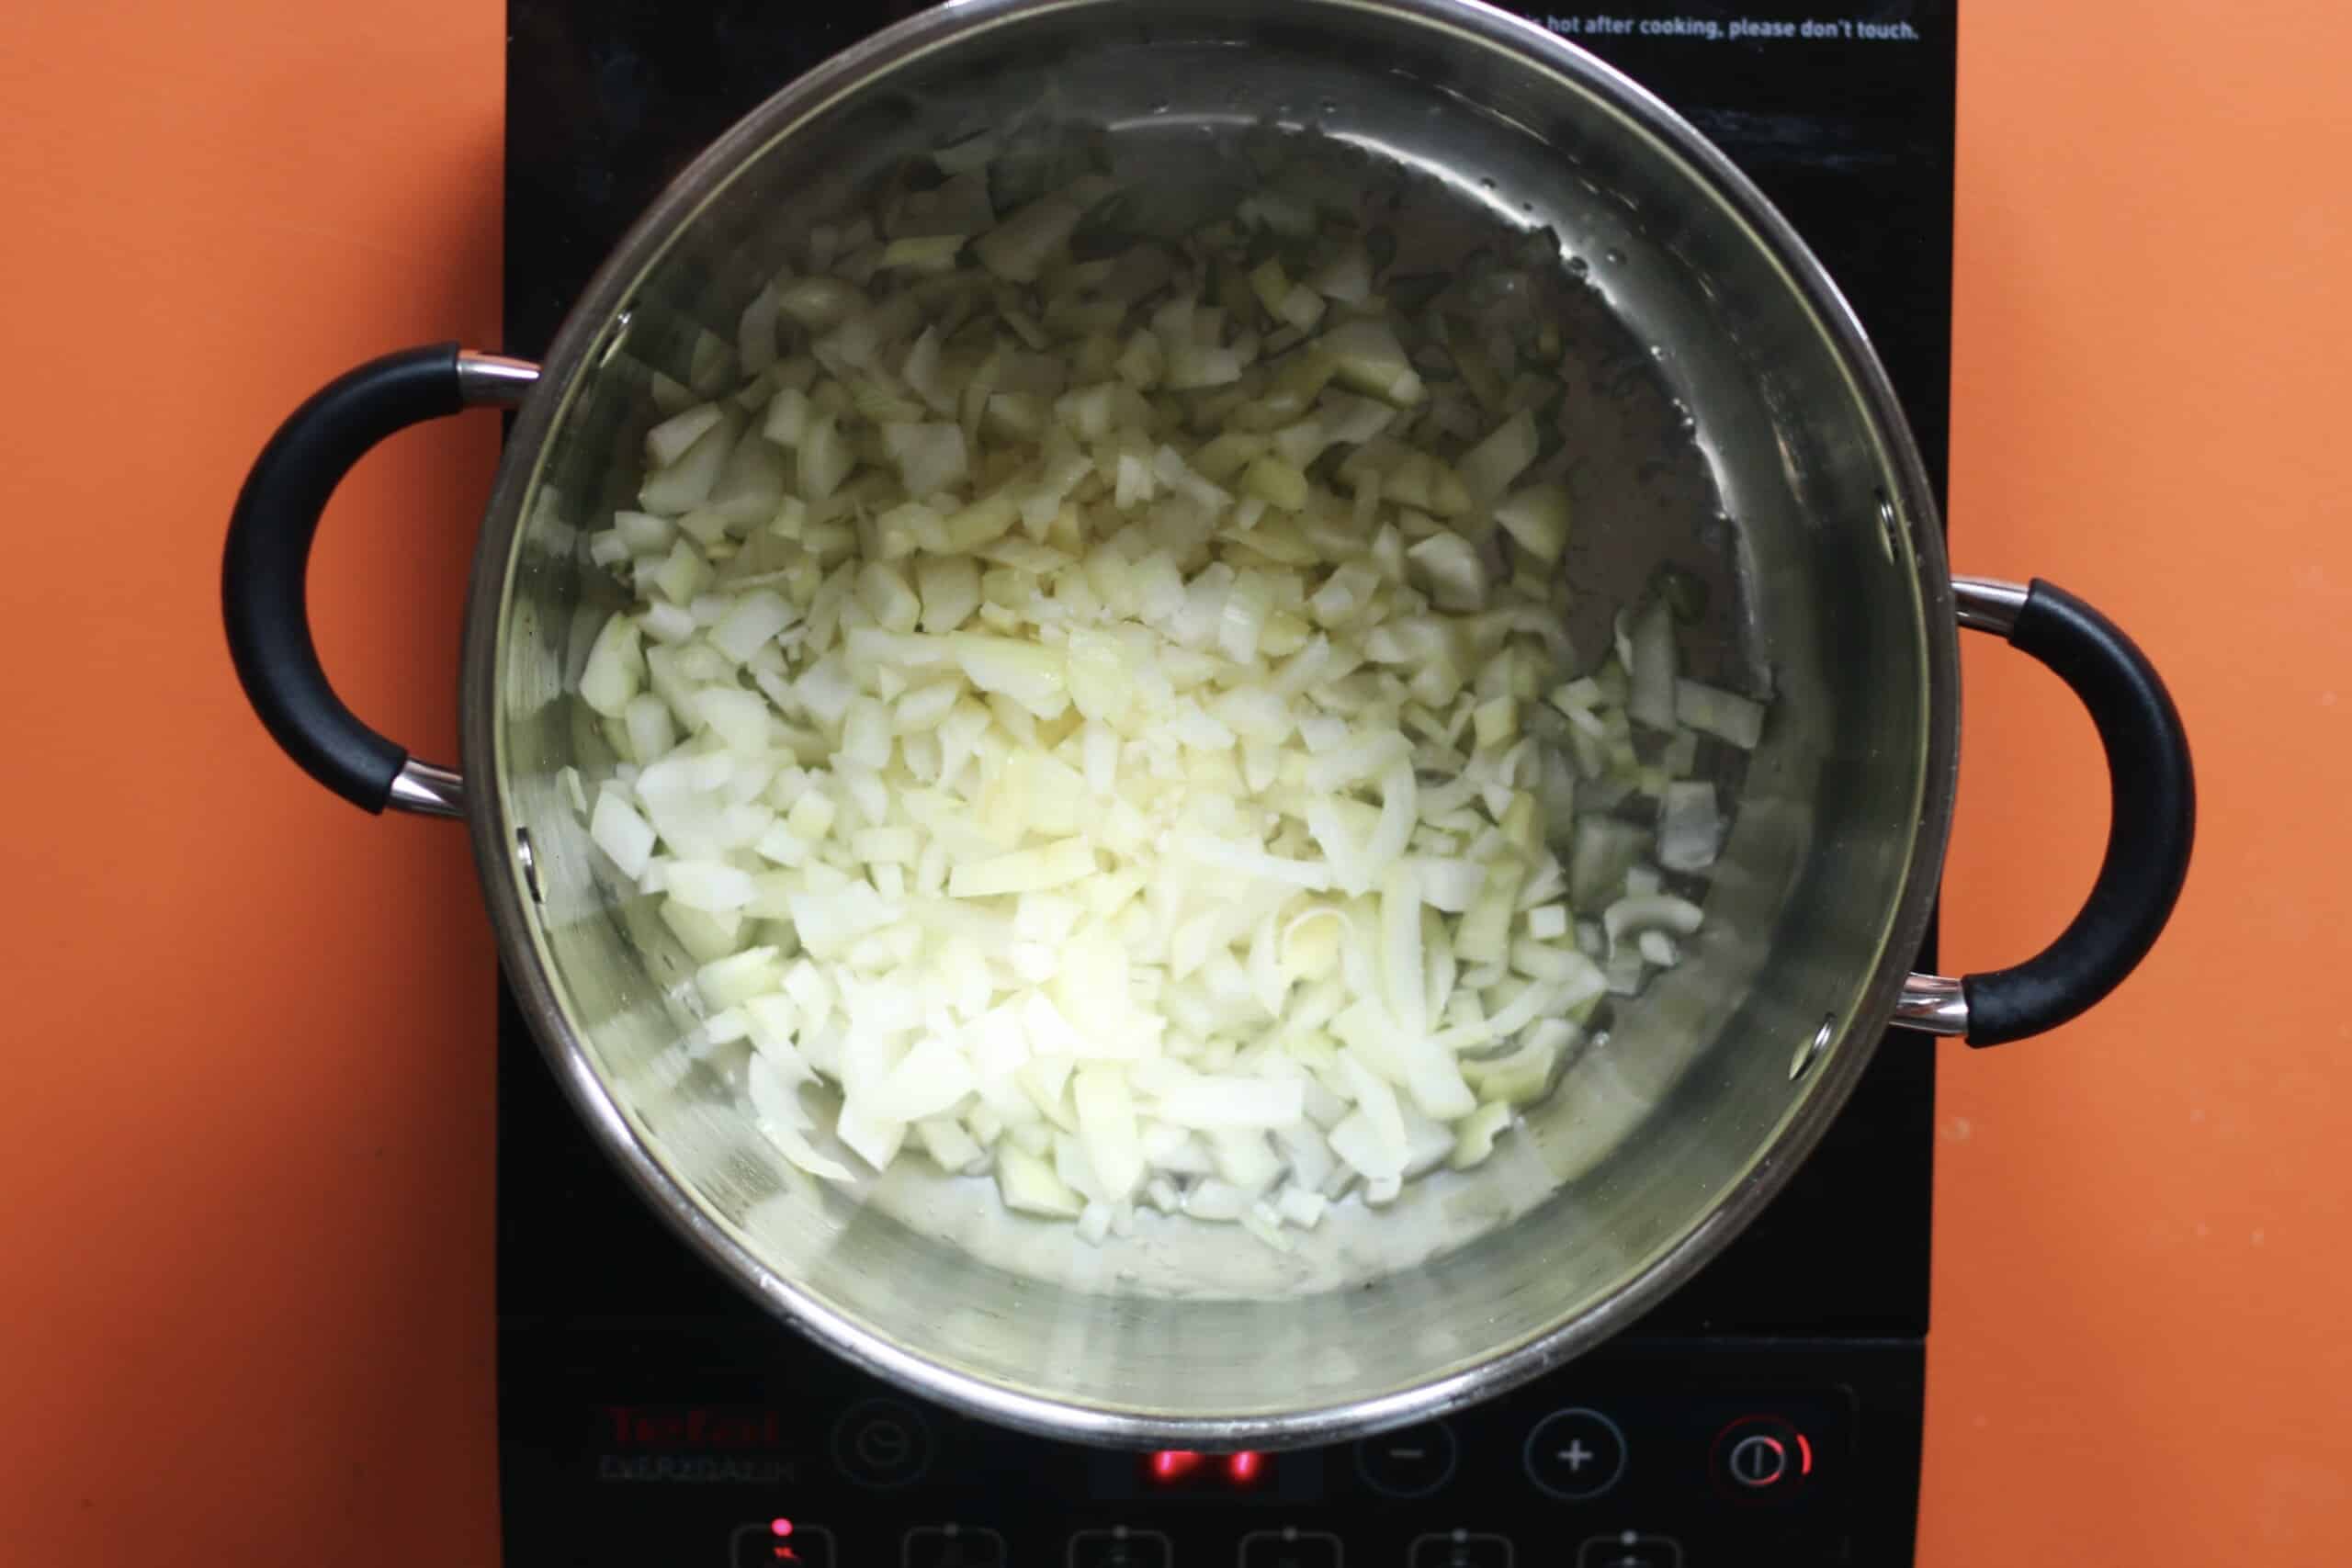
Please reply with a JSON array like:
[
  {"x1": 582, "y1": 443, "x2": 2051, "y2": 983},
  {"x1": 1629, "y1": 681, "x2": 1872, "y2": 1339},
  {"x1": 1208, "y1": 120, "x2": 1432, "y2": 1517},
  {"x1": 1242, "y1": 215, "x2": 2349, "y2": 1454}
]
[{"x1": 831, "y1": 1398, "x2": 933, "y2": 1489}]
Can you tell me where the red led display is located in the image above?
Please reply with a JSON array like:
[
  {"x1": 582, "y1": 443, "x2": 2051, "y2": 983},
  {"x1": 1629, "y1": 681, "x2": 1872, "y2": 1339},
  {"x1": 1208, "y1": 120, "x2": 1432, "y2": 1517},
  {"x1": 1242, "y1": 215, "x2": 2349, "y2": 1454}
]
[
  {"x1": 1143, "y1": 1449, "x2": 1272, "y2": 1492},
  {"x1": 1149, "y1": 1450, "x2": 1203, "y2": 1481}
]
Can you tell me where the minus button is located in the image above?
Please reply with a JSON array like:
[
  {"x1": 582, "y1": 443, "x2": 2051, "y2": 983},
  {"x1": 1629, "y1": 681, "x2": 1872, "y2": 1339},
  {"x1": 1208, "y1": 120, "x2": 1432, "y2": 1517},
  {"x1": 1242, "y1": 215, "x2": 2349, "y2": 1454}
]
[{"x1": 1354, "y1": 1419, "x2": 1458, "y2": 1498}]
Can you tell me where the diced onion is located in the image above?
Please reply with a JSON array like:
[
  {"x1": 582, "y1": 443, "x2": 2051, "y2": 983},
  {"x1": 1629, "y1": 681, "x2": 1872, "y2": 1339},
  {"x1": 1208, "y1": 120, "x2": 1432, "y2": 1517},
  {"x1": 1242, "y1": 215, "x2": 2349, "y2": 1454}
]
[
  {"x1": 1625, "y1": 597, "x2": 1679, "y2": 733},
  {"x1": 565, "y1": 152, "x2": 1770, "y2": 1240},
  {"x1": 1657, "y1": 782, "x2": 1724, "y2": 872},
  {"x1": 1674, "y1": 678, "x2": 1766, "y2": 749},
  {"x1": 1494, "y1": 483, "x2": 1570, "y2": 562}
]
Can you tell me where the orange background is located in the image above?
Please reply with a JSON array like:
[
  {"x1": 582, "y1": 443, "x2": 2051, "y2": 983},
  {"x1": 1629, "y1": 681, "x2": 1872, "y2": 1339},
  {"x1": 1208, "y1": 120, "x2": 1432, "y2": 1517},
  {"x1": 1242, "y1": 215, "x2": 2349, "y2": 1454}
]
[{"x1": 1, "y1": 0, "x2": 2345, "y2": 1562}]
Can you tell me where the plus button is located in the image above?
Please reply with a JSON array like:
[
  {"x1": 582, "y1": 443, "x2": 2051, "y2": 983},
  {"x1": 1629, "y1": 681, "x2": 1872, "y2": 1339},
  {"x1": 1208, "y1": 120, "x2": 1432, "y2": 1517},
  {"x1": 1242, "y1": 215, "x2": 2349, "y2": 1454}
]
[{"x1": 1525, "y1": 1407, "x2": 1628, "y2": 1500}]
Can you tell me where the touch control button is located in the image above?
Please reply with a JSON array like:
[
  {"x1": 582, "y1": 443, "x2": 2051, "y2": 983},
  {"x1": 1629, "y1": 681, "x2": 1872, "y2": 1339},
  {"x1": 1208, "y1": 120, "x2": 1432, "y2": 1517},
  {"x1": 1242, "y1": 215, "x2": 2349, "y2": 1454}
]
[
  {"x1": 903, "y1": 1523, "x2": 1008, "y2": 1567},
  {"x1": 1728, "y1": 1433, "x2": 1788, "y2": 1487},
  {"x1": 1523, "y1": 1407, "x2": 1628, "y2": 1500},
  {"x1": 1711, "y1": 1415, "x2": 1812, "y2": 1497},
  {"x1": 1068, "y1": 1527, "x2": 1174, "y2": 1568},
  {"x1": 1239, "y1": 1527, "x2": 1344, "y2": 1567},
  {"x1": 1577, "y1": 1533, "x2": 1683, "y2": 1568},
  {"x1": 731, "y1": 1521, "x2": 837, "y2": 1568},
  {"x1": 831, "y1": 1398, "x2": 933, "y2": 1489},
  {"x1": 1354, "y1": 1419, "x2": 1458, "y2": 1498},
  {"x1": 1408, "y1": 1530, "x2": 1514, "y2": 1567}
]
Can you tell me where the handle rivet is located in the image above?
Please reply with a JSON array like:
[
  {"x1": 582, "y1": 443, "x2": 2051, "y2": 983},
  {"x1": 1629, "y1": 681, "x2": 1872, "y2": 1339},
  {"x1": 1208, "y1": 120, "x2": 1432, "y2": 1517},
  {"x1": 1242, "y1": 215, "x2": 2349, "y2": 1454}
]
[
  {"x1": 1788, "y1": 1016, "x2": 1834, "y2": 1081},
  {"x1": 515, "y1": 829, "x2": 546, "y2": 906}
]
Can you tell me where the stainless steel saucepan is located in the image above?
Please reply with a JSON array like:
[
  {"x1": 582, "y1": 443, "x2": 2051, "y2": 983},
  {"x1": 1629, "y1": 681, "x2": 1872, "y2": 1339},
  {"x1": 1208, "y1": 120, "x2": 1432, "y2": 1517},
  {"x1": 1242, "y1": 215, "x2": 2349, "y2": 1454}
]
[{"x1": 222, "y1": 0, "x2": 2192, "y2": 1448}]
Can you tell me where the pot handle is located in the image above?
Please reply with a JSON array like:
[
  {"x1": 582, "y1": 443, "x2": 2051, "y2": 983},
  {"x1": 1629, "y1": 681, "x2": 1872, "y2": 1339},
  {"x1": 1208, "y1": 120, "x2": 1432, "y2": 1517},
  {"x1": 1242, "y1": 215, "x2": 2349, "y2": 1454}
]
[
  {"x1": 1895, "y1": 576, "x2": 2194, "y2": 1044},
  {"x1": 222, "y1": 344, "x2": 539, "y2": 816}
]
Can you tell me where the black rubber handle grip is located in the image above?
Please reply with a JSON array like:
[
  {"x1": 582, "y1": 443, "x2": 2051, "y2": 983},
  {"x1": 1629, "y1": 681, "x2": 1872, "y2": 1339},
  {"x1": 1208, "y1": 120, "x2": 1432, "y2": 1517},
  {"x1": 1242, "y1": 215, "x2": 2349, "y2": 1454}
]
[
  {"x1": 1960, "y1": 580, "x2": 2195, "y2": 1044},
  {"x1": 223, "y1": 344, "x2": 464, "y2": 812}
]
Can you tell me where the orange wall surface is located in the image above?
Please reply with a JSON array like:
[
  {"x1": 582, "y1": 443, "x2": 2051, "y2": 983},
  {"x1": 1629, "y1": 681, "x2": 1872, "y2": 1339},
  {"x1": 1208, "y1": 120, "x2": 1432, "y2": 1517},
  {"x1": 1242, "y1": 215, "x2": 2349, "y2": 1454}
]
[{"x1": 1, "y1": 2, "x2": 2346, "y2": 1564}]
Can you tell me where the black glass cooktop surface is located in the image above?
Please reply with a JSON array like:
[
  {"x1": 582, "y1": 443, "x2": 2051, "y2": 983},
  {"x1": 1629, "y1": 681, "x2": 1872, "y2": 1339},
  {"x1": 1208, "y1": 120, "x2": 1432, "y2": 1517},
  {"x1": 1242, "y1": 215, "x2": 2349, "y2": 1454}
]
[{"x1": 497, "y1": 5, "x2": 1952, "y2": 1562}]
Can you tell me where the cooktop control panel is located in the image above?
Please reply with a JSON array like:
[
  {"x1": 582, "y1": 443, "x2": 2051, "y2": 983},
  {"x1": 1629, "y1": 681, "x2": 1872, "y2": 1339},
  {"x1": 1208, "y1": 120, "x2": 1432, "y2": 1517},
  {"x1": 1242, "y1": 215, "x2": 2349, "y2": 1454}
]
[{"x1": 497, "y1": 1330, "x2": 1919, "y2": 1566}]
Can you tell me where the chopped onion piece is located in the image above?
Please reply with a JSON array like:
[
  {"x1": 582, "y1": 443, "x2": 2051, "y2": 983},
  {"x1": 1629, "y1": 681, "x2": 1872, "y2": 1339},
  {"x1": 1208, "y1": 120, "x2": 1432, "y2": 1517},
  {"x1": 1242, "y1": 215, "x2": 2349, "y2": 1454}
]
[
  {"x1": 996, "y1": 1143, "x2": 1083, "y2": 1216},
  {"x1": 1458, "y1": 410, "x2": 1539, "y2": 505},
  {"x1": 1603, "y1": 892, "x2": 1706, "y2": 953},
  {"x1": 1626, "y1": 596, "x2": 1679, "y2": 732},
  {"x1": 1173, "y1": 832, "x2": 1333, "y2": 892},
  {"x1": 639, "y1": 409, "x2": 742, "y2": 514},
  {"x1": 579, "y1": 614, "x2": 643, "y2": 717},
  {"x1": 1494, "y1": 482, "x2": 1570, "y2": 562},
  {"x1": 590, "y1": 795, "x2": 656, "y2": 879},
  {"x1": 1406, "y1": 532, "x2": 1489, "y2": 612},
  {"x1": 975, "y1": 192, "x2": 1087, "y2": 284},
  {"x1": 1450, "y1": 1101, "x2": 1513, "y2": 1170},
  {"x1": 955, "y1": 635, "x2": 1068, "y2": 718},
  {"x1": 1674, "y1": 678, "x2": 1766, "y2": 749},
  {"x1": 948, "y1": 838, "x2": 1095, "y2": 898},
  {"x1": 646, "y1": 402, "x2": 722, "y2": 468},
  {"x1": 883, "y1": 422, "x2": 969, "y2": 497},
  {"x1": 1657, "y1": 781, "x2": 1725, "y2": 872},
  {"x1": 1320, "y1": 319, "x2": 1426, "y2": 406}
]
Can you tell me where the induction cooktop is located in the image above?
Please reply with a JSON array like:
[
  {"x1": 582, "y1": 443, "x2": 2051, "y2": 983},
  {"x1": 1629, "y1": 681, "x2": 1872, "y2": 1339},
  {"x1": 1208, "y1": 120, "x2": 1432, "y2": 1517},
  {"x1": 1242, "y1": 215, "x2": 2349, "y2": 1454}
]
[{"x1": 496, "y1": 4, "x2": 1954, "y2": 1562}]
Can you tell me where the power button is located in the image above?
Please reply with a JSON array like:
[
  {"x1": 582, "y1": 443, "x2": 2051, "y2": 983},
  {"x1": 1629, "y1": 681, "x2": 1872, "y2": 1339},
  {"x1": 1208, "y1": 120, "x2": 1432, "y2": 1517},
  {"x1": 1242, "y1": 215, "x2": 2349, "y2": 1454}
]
[{"x1": 1710, "y1": 1416, "x2": 1810, "y2": 1499}]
